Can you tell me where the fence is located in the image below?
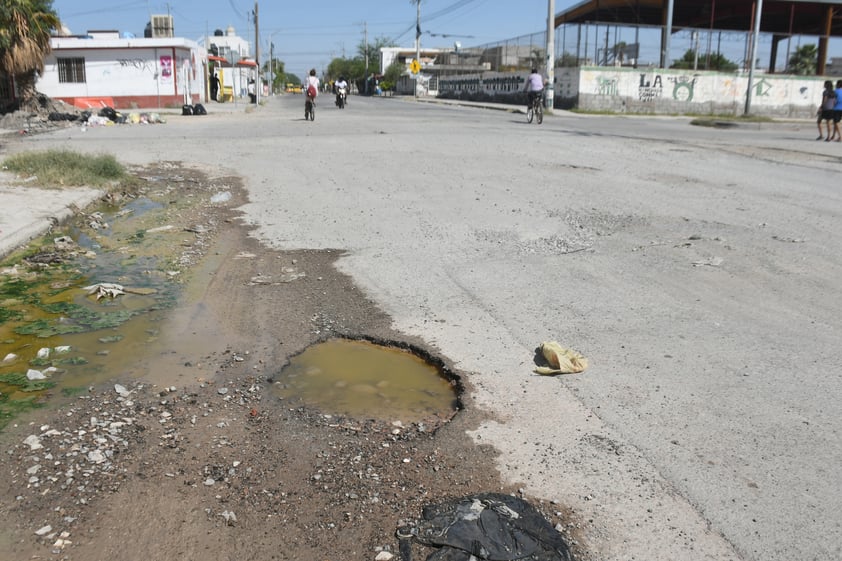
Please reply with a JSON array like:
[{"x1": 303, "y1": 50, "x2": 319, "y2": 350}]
[{"x1": 462, "y1": 22, "x2": 828, "y2": 74}]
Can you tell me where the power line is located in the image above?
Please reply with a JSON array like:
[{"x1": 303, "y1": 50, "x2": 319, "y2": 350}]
[{"x1": 57, "y1": 0, "x2": 146, "y2": 18}]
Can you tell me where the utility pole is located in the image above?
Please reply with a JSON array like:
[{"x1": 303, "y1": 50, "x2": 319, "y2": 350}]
[
  {"x1": 662, "y1": 0, "x2": 674, "y2": 68},
  {"x1": 415, "y1": 0, "x2": 421, "y2": 97},
  {"x1": 364, "y1": 21, "x2": 369, "y2": 95},
  {"x1": 745, "y1": 0, "x2": 764, "y2": 115},
  {"x1": 546, "y1": 0, "x2": 555, "y2": 112},
  {"x1": 254, "y1": 1, "x2": 260, "y2": 103}
]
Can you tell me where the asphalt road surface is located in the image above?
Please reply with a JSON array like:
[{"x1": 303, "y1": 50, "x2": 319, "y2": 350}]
[{"x1": 12, "y1": 94, "x2": 842, "y2": 561}]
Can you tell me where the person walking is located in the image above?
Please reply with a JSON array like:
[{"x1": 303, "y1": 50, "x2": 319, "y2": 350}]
[
  {"x1": 247, "y1": 79, "x2": 256, "y2": 104},
  {"x1": 817, "y1": 80, "x2": 836, "y2": 141},
  {"x1": 210, "y1": 73, "x2": 220, "y2": 102},
  {"x1": 831, "y1": 79, "x2": 842, "y2": 142}
]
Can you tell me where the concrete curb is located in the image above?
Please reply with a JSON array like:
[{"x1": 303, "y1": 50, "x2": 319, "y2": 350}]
[{"x1": 0, "y1": 185, "x2": 104, "y2": 260}]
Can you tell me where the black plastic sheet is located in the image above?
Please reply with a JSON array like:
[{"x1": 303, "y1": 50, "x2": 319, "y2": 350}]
[{"x1": 398, "y1": 493, "x2": 574, "y2": 561}]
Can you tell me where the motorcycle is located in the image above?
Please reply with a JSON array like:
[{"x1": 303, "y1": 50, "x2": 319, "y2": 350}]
[{"x1": 335, "y1": 86, "x2": 347, "y2": 109}]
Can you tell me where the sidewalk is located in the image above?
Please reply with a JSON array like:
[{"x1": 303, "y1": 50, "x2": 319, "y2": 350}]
[
  {"x1": 0, "y1": 96, "x2": 265, "y2": 261},
  {"x1": 0, "y1": 170, "x2": 103, "y2": 260}
]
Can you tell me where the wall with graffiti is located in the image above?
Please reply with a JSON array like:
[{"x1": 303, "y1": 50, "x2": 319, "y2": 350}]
[
  {"x1": 438, "y1": 65, "x2": 825, "y2": 118},
  {"x1": 578, "y1": 67, "x2": 821, "y2": 118}
]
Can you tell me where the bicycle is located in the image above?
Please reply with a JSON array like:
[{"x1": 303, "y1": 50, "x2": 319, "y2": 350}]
[
  {"x1": 526, "y1": 91, "x2": 544, "y2": 124},
  {"x1": 305, "y1": 96, "x2": 316, "y2": 121}
]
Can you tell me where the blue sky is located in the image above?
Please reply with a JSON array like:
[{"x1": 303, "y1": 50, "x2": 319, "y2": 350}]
[
  {"x1": 52, "y1": 0, "x2": 561, "y2": 78},
  {"x1": 52, "y1": 0, "x2": 840, "y2": 79}
]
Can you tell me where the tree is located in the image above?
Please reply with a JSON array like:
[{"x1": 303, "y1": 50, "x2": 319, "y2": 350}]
[
  {"x1": 326, "y1": 57, "x2": 365, "y2": 82},
  {"x1": 0, "y1": 0, "x2": 61, "y2": 111},
  {"x1": 556, "y1": 51, "x2": 578, "y2": 67},
  {"x1": 787, "y1": 44, "x2": 817, "y2": 75},
  {"x1": 380, "y1": 60, "x2": 405, "y2": 91},
  {"x1": 671, "y1": 49, "x2": 736, "y2": 72},
  {"x1": 262, "y1": 57, "x2": 285, "y2": 93},
  {"x1": 357, "y1": 35, "x2": 397, "y2": 71},
  {"x1": 704, "y1": 52, "x2": 738, "y2": 72}
]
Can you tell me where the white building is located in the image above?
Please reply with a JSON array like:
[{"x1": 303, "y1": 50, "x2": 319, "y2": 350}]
[
  {"x1": 197, "y1": 26, "x2": 257, "y2": 100},
  {"x1": 38, "y1": 30, "x2": 206, "y2": 109}
]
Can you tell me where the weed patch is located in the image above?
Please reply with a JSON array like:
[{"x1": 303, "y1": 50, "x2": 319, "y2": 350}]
[{"x1": 2, "y1": 149, "x2": 137, "y2": 188}]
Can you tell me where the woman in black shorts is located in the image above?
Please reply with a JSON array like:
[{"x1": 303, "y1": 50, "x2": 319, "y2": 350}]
[{"x1": 817, "y1": 80, "x2": 836, "y2": 141}]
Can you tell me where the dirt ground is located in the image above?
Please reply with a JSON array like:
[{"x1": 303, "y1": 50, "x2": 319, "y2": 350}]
[{"x1": 0, "y1": 165, "x2": 583, "y2": 561}]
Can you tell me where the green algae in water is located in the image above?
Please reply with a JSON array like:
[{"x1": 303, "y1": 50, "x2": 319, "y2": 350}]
[
  {"x1": 0, "y1": 307, "x2": 23, "y2": 322},
  {"x1": 98, "y1": 335, "x2": 124, "y2": 344},
  {"x1": 60, "y1": 386, "x2": 89, "y2": 397},
  {"x1": 0, "y1": 278, "x2": 38, "y2": 301},
  {"x1": 0, "y1": 372, "x2": 56, "y2": 393},
  {"x1": 0, "y1": 185, "x2": 206, "y2": 430},
  {"x1": 0, "y1": 393, "x2": 44, "y2": 430},
  {"x1": 57, "y1": 356, "x2": 88, "y2": 366}
]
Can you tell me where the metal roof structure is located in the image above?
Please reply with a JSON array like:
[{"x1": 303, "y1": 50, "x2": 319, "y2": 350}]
[
  {"x1": 556, "y1": 0, "x2": 841, "y2": 34},
  {"x1": 554, "y1": 0, "x2": 842, "y2": 72}
]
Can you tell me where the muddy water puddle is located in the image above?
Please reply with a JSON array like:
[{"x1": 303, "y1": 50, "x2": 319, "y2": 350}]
[
  {"x1": 0, "y1": 182, "x2": 217, "y2": 426},
  {"x1": 273, "y1": 338, "x2": 460, "y2": 424}
]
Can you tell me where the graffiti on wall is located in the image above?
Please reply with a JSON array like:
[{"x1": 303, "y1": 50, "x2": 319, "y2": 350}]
[
  {"x1": 117, "y1": 58, "x2": 154, "y2": 73},
  {"x1": 596, "y1": 75, "x2": 618, "y2": 96},
  {"x1": 753, "y1": 77, "x2": 772, "y2": 97},
  {"x1": 482, "y1": 75, "x2": 523, "y2": 92},
  {"x1": 638, "y1": 74, "x2": 697, "y2": 102},
  {"x1": 639, "y1": 74, "x2": 663, "y2": 102},
  {"x1": 670, "y1": 75, "x2": 696, "y2": 102}
]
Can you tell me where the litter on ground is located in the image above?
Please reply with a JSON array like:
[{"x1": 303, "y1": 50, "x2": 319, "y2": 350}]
[
  {"x1": 533, "y1": 341, "x2": 588, "y2": 375},
  {"x1": 396, "y1": 492, "x2": 574, "y2": 561}
]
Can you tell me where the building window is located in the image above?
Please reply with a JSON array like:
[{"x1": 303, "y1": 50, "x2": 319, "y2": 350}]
[{"x1": 57, "y1": 57, "x2": 86, "y2": 83}]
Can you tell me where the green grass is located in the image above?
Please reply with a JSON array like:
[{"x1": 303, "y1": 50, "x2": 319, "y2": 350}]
[{"x1": 1, "y1": 149, "x2": 136, "y2": 188}]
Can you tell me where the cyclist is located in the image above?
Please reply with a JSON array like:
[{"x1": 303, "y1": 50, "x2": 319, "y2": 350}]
[
  {"x1": 304, "y1": 68, "x2": 320, "y2": 118},
  {"x1": 524, "y1": 68, "x2": 547, "y2": 112}
]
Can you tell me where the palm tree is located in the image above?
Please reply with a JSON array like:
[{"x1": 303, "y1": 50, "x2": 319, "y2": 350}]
[
  {"x1": 0, "y1": 0, "x2": 61, "y2": 112},
  {"x1": 787, "y1": 44, "x2": 817, "y2": 75}
]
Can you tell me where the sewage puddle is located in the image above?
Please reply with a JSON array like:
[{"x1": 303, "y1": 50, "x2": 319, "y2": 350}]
[
  {"x1": 0, "y1": 169, "x2": 230, "y2": 425},
  {"x1": 273, "y1": 337, "x2": 460, "y2": 424}
]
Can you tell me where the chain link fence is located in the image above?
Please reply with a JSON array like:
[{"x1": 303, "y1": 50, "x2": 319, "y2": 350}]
[{"x1": 460, "y1": 22, "x2": 819, "y2": 73}]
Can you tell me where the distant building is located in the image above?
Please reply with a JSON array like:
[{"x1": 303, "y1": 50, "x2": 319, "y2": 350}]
[
  {"x1": 197, "y1": 26, "x2": 258, "y2": 99},
  {"x1": 199, "y1": 26, "x2": 251, "y2": 64},
  {"x1": 380, "y1": 47, "x2": 489, "y2": 96}
]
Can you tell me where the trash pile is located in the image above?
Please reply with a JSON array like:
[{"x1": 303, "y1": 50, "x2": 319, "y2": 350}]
[
  {"x1": 84, "y1": 106, "x2": 165, "y2": 127},
  {"x1": 396, "y1": 493, "x2": 575, "y2": 561},
  {"x1": 0, "y1": 96, "x2": 166, "y2": 133},
  {"x1": 0, "y1": 95, "x2": 84, "y2": 133}
]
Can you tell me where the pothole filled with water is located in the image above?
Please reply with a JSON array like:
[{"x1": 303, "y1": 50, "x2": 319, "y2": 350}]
[{"x1": 272, "y1": 337, "x2": 462, "y2": 425}]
